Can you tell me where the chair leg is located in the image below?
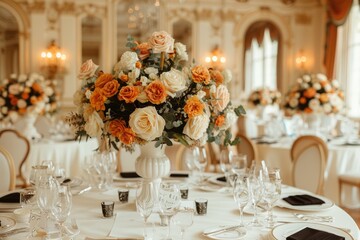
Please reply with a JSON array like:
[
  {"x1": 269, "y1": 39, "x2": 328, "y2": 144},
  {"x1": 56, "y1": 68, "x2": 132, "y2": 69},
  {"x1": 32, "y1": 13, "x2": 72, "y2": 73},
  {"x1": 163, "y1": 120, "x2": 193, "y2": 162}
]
[{"x1": 338, "y1": 179, "x2": 343, "y2": 207}]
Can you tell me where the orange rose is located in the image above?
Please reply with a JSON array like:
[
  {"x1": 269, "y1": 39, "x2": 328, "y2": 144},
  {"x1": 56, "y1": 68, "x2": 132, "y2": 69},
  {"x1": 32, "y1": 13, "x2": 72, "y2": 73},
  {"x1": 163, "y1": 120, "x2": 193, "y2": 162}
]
[
  {"x1": 184, "y1": 96, "x2": 204, "y2": 118},
  {"x1": 109, "y1": 119, "x2": 126, "y2": 138},
  {"x1": 120, "y1": 128, "x2": 136, "y2": 145},
  {"x1": 320, "y1": 80, "x2": 327, "y2": 87},
  {"x1": 136, "y1": 42, "x2": 151, "y2": 60},
  {"x1": 90, "y1": 88, "x2": 107, "y2": 111},
  {"x1": 101, "y1": 80, "x2": 120, "y2": 97},
  {"x1": 22, "y1": 92, "x2": 29, "y2": 100},
  {"x1": 118, "y1": 86, "x2": 140, "y2": 103},
  {"x1": 215, "y1": 115, "x2": 225, "y2": 127},
  {"x1": 303, "y1": 88, "x2": 316, "y2": 98},
  {"x1": 319, "y1": 93, "x2": 329, "y2": 103},
  {"x1": 210, "y1": 70, "x2": 224, "y2": 86},
  {"x1": 299, "y1": 97, "x2": 306, "y2": 104},
  {"x1": 135, "y1": 61, "x2": 142, "y2": 69},
  {"x1": 10, "y1": 97, "x2": 18, "y2": 106},
  {"x1": 95, "y1": 73, "x2": 114, "y2": 89},
  {"x1": 30, "y1": 96, "x2": 37, "y2": 104},
  {"x1": 145, "y1": 80, "x2": 167, "y2": 104},
  {"x1": 120, "y1": 74, "x2": 129, "y2": 82},
  {"x1": 192, "y1": 66, "x2": 210, "y2": 85},
  {"x1": 304, "y1": 107, "x2": 313, "y2": 113},
  {"x1": 19, "y1": 108, "x2": 27, "y2": 114},
  {"x1": 32, "y1": 82, "x2": 43, "y2": 93}
]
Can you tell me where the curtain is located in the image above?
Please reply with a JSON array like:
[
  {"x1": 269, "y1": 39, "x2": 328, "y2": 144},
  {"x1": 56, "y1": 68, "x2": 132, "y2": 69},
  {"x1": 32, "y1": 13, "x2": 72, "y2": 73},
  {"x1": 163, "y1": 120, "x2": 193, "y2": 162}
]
[
  {"x1": 324, "y1": 0, "x2": 353, "y2": 79},
  {"x1": 244, "y1": 21, "x2": 280, "y2": 50}
]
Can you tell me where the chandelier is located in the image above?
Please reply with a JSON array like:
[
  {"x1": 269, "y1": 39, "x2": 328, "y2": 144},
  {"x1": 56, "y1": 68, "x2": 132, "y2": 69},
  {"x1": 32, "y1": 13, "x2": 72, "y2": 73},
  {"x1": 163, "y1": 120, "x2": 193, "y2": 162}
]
[
  {"x1": 127, "y1": 0, "x2": 160, "y2": 31},
  {"x1": 40, "y1": 40, "x2": 67, "y2": 80},
  {"x1": 205, "y1": 45, "x2": 226, "y2": 69}
]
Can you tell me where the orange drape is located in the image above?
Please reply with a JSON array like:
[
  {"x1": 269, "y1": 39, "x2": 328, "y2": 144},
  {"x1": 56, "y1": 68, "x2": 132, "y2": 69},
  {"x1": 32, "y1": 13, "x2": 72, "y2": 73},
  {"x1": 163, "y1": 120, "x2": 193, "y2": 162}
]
[
  {"x1": 324, "y1": 0, "x2": 353, "y2": 79},
  {"x1": 244, "y1": 21, "x2": 280, "y2": 50}
]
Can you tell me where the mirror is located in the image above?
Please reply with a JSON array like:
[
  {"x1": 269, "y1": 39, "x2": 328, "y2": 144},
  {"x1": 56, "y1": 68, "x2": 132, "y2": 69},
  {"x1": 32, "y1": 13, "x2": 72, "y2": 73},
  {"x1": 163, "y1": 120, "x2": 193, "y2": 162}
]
[
  {"x1": 173, "y1": 19, "x2": 193, "y2": 61},
  {"x1": 0, "y1": 6, "x2": 19, "y2": 81},
  {"x1": 81, "y1": 16, "x2": 102, "y2": 66}
]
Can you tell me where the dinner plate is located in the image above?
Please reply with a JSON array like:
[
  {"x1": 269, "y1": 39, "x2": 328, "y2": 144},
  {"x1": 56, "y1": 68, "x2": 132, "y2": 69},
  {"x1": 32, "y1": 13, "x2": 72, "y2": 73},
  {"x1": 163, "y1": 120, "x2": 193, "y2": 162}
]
[
  {"x1": 203, "y1": 225, "x2": 246, "y2": 239},
  {"x1": 271, "y1": 222, "x2": 354, "y2": 240},
  {"x1": 0, "y1": 202, "x2": 21, "y2": 212},
  {"x1": 0, "y1": 216, "x2": 16, "y2": 234},
  {"x1": 207, "y1": 175, "x2": 227, "y2": 186},
  {"x1": 276, "y1": 193, "x2": 334, "y2": 211}
]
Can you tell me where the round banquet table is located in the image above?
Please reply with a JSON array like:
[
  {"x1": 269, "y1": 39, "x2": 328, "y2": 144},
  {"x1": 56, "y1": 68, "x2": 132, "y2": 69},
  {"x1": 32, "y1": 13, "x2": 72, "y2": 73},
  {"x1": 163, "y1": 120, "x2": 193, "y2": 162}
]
[{"x1": 68, "y1": 176, "x2": 359, "y2": 239}]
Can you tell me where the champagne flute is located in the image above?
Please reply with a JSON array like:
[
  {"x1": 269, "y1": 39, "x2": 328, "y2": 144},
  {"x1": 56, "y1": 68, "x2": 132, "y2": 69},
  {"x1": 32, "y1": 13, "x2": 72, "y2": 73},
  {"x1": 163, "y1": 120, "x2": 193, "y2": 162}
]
[
  {"x1": 136, "y1": 181, "x2": 155, "y2": 239},
  {"x1": 51, "y1": 185, "x2": 72, "y2": 237},
  {"x1": 233, "y1": 175, "x2": 249, "y2": 232},
  {"x1": 192, "y1": 147, "x2": 208, "y2": 183},
  {"x1": 158, "y1": 182, "x2": 181, "y2": 240},
  {"x1": 246, "y1": 173, "x2": 263, "y2": 227},
  {"x1": 262, "y1": 168, "x2": 281, "y2": 228},
  {"x1": 219, "y1": 147, "x2": 234, "y2": 187},
  {"x1": 173, "y1": 209, "x2": 194, "y2": 240}
]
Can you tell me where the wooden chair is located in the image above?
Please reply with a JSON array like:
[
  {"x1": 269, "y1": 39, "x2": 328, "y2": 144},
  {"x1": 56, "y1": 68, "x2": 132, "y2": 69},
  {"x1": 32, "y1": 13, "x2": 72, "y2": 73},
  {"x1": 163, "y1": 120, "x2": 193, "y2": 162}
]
[
  {"x1": 338, "y1": 172, "x2": 360, "y2": 207},
  {"x1": 236, "y1": 133, "x2": 258, "y2": 168},
  {"x1": 290, "y1": 135, "x2": 328, "y2": 195},
  {"x1": 0, "y1": 146, "x2": 16, "y2": 191},
  {"x1": 0, "y1": 129, "x2": 30, "y2": 188}
]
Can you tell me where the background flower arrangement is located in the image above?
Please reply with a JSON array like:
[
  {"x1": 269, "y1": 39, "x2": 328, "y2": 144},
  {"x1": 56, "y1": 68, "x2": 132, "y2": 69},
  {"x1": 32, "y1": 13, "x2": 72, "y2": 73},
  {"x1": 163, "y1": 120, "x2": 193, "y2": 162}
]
[
  {"x1": 248, "y1": 88, "x2": 281, "y2": 107},
  {"x1": 66, "y1": 31, "x2": 245, "y2": 152},
  {"x1": 283, "y1": 73, "x2": 344, "y2": 116},
  {"x1": 0, "y1": 73, "x2": 58, "y2": 123}
]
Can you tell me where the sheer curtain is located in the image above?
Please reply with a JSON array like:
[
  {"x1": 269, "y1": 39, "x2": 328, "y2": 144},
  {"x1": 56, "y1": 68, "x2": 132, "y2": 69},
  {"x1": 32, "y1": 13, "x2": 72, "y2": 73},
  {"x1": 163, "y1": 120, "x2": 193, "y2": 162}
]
[{"x1": 335, "y1": 3, "x2": 360, "y2": 117}]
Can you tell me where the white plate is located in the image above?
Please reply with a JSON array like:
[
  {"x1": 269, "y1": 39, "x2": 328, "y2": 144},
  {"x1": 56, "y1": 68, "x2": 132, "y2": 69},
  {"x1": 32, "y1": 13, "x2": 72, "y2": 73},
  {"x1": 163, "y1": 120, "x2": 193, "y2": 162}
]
[
  {"x1": 271, "y1": 222, "x2": 354, "y2": 240},
  {"x1": 276, "y1": 193, "x2": 334, "y2": 211},
  {"x1": 203, "y1": 225, "x2": 246, "y2": 239},
  {"x1": 0, "y1": 216, "x2": 16, "y2": 234},
  {"x1": 207, "y1": 175, "x2": 227, "y2": 186}
]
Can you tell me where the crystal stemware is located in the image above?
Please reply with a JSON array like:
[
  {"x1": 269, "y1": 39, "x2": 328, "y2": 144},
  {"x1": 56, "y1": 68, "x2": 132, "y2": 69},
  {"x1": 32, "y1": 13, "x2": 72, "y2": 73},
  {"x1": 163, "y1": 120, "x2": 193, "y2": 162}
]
[
  {"x1": 246, "y1": 173, "x2": 263, "y2": 227},
  {"x1": 173, "y1": 208, "x2": 194, "y2": 240},
  {"x1": 51, "y1": 185, "x2": 72, "y2": 237},
  {"x1": 219, "y1": 147, "x2": 234, "y2": 187},
  {"x1": 136, "y1": 181, "x2": 155, "y2": 239},
  {"x1": 262, "y1": 168, "x2": 281, "y2": 228},
  {"x1": 192, "y1": 147, "x2": 208, "y2": 183},
  {"x1": 233, "y1": 175, "x2": 249, "y2": 233},
  {"x1": 158, "y1": 182, "x2": 181, "y2": 240},
  {"x1": 230, "y1": 153, "x2": 248, "y2": 177}
]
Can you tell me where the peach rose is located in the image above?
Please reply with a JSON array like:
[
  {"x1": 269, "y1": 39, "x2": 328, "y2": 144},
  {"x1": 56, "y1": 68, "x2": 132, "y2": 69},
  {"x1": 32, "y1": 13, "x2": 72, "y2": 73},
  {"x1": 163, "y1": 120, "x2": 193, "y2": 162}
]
[
  {"x1": 78, "y1": 59, "x2": 98, "y2": 79},
  {"x1": 84, "y1": 111, "x2": 104, "y2": 137},
  {"x1": 191, "y1": 66, "x2": 211, "y2": 85},
  {"x1": 319, "y1": 93, "x2": 329, "y2": 103},
  {"x1": 210, "y1": 70, "x2": 224, "y2": 86},
  {"x1": 211, "y1": 85, "x2": 230, "y2": 112},
  {"x1": 148, "y1": 31, "x2": 174, "y2": 53},
  {"x1": 145, "y1": 80, "x2": 167, "y2": 104},
  {"x1": 32, "y1": 82, "x2": 43, "y2": 93},
  {"x1": 184, "y1": 96, "x2": 204, "y2": 118},
  {"x1": 118, "y1": 86, "x2": 140, "y2": 103},
  {"x1": 183, "y1": 113, "x2": 210, "y2": 140},
  {"x1": 109, "y1": 119, "x2": 126, "y2": 138},
  {"x1": 95, "y1": 73, "x2": 114, "y2": 89},
  {"x1": 303, "y1": 88, "x2": 316, "y2": 98},
  {"x1": 120, "y1": 74, "x2": 129, "y2": 82},
  {"x1": 101, "y1": 80, "x2": 120, "y2": 97},
  {"x1": 129, "y1": 106, "x2": 165, "y2": 141},
  {"x1": 137, "y1": 42, "x2": 151, "y2": 60},
  {"x1": 90, "y1": 88, "x2": 107, "y2": 111},
  {"x1": 120, "y1": 128, "x2": 136, "y2": 145}
]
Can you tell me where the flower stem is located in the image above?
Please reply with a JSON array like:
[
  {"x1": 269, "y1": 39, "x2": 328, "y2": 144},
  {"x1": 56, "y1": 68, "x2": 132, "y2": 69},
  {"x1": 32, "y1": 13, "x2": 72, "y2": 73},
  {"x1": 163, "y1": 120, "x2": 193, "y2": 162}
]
[{"x1": 160, "y1": 52, "x2": 165, "y2": 71}]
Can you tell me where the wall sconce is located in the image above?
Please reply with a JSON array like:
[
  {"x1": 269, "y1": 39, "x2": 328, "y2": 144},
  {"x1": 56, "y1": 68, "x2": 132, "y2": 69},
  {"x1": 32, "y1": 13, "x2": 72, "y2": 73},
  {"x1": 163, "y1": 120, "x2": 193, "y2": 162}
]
[
  {"x1": 295, "y1": 50, "x2": 307, "y2": 70},
  {"x1": 205, "y1": 45, "x2": 226, "y2": 69},
  {"x1": 40, "y1": 40, "x2": 67, "y2": 79}
]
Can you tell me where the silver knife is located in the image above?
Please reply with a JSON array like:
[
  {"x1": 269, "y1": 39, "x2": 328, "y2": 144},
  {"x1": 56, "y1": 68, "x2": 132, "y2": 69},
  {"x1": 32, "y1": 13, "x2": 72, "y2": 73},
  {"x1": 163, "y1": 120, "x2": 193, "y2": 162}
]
[
  {"x1": 74, "y1": 186, "x2": 91, "y2": 195},
  {"x1": 203, "y1": 225, "x2": 242, "y2": 236}
]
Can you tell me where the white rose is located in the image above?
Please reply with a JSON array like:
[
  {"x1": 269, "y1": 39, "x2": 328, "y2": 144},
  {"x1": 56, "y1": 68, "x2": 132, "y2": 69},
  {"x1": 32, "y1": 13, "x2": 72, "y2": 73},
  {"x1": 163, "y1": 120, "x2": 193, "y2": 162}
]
[
  {"x1": 211, "y1": 85, "x2": 230, "y2": 112},
  {"x1": 160, "y1": 68, "x2": 187, "y2": 97},
  {"x1": 73, "y1": 90, "x2": 84, "y2": 106},
  {"x1": 140, "y1": 76, "x2": 150, "y2": 86},
  {"x1": 8, "y1": 84, "x2": 20, "y2": 95},
  {"x1": 18, "y1": 74, "x2": 27, "y2": 82},
  {"x1": 78, "y1": 59, "x2": 99, "y2": 79},
  {"x1": 197, "y1": 90, "x2": 206, "y2": 99},
  {"x1": 309, "y1": 98, "x2": 320, "y2": 111},
  {"x1": 128, "y1": 68, "x2": 140, "y2": 84},
  {"x1": 174, "y1": 42, "x2": 188, "y2": 62},
  {"x1": 1, "y1": 106, "x2": 8, "y2": 114},
  {"x1": 144, "y1": 67, "x2": 159, "y2": 75},
  {"x1": 26, "y1": 79, "x2": 34, "y2": 87},
  {"x1": 84, "y1": 111, "x2": 104, "y2": 137},
  {"x1": 316, "y1": 73, "x2": 327, "y2": 81},
  {"x1": 183, "y1": 113, "x2": 210, "y2": 140},
  {"x1": 324, "y1": 84, "x2": 332, "y2": 92},
  {"x1": 8, "y1": 111, "x2": 18, "y2": 122},
  {"x1": 303, "y1": 75, "x2": 311, "y2": 82},
  {"x1": 332, "y1": 80, "x2": 340, "y2": 88},
  {"x1": 323, "y1": 103, "x2": 332, "y2": 113},
  {"x1": 129, "y1": 106, "x2": 165, "y2": 141},
  {"x1": 222, "y1": 69, "x2": 232, "y2": 84},
  {"x1": 313, "y1": 83, "x2": 321, "y2": 90},
  {"x1": 85, "y1": 89, "x2": 92, "y2": 99},
  {"x1": 136, "y1": 91, "x2": 149, "y2": 103},
  {"x1": 289, "y1": 98, "x2": 298, "y2": 108},
  {"x1": 44, "y1": 86, "x2": 54, "y2": 96},
  {"x1": 148, "y1": 31, "x2": 175, "y2": 53},
  {"x1": 329, "y1": 94, "x2": 344, "y2": 110},
  {"x1": 17, "y1": 99, "x2": 27, "y2": 109},
  {"x1": 114, "y1": 51, "x2": 139, "y2": 72},
  {"x1": 220, "y1": 110, "x2": 237, "y2": 130}
]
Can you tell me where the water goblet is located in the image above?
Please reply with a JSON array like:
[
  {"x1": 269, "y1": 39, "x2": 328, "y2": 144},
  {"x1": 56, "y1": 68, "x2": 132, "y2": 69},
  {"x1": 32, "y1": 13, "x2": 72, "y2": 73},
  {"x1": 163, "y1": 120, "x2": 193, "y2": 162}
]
[
  {"x1": 262, "y1": 169, "x2": 281, "y2": 228},
  {"x1": 173, "y1": 208, "x2": 194, "y2": 240},
  {"x1": 158, "y1": 182, "x2": 181, "y2": 240},
  {"x1": 233, "y1": 175, "x2": 249, "y2": 232},
  {"x1": 192, "y1": 147, "x2": 208, "y2": 183},
  {"x1": 136, "y1": 181, "x2": 155, "y2": 239},
  {"x1": 246, "y1": 174, "x2": 263, "y2": 227},
  {"x1": 230, "y1": 154, "x2": 248, "y2": 176},
  {"x1": 219, "y1": 147, "x2": 233, "y2": 187},
  {"x1": 51, "y1": 185, "x2": 72, "y2": 237}
]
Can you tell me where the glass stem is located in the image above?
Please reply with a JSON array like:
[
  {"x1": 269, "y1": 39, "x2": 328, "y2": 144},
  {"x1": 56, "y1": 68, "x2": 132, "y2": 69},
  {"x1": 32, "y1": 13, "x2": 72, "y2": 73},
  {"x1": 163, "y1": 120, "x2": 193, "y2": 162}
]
[
  {"x1": 167, "y1": 216, "x2": 171, "y2": 239},
  {"x1": 239, "y1": 207, "x2": 244, "y2": 226},
  {"x1": 181, "y1": 228, "x2": 185, "y2": 240},
  {"x1": 253, "y1": 202, "x2": 259, "y2": 223}
]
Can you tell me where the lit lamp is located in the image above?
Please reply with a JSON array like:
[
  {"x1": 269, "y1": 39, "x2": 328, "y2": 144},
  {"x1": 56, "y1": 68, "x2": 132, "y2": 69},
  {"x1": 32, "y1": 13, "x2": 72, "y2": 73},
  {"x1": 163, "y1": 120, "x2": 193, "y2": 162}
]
[
  {"x1": 205, "y1": 46, "x2": 226, "y2": 69},
  {"x1": 40, "y1": 40, "x2": 67, "y2": 79},
  {"x1": 295, "y1": 50, "x2": 307, "y2": 70}
]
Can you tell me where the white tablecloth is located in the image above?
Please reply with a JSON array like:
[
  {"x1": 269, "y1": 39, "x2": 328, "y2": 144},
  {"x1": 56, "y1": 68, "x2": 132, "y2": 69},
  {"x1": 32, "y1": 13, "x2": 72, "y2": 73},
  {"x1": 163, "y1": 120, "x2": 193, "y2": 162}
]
[{"x1": 255, "y1": 137, "x2": 360, "y2": 208}]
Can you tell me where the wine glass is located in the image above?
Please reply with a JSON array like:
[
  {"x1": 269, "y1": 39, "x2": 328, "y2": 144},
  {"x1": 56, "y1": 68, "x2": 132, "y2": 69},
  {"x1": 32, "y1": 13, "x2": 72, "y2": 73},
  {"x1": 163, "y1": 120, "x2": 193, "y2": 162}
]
[
  {"x1": 29, "y1": 165, "x2": 48, "y2": 187},
  {"x1": 219, "y1": 147, "x2": 234, "y2": 187},
  {"x1": 233, "y1": 175, "x2": 249, "y2": 233},
  {"x1": 136, "y1": 181, "x2": 155, "y2": 239},
  {"x1": 230, "y1": 154, "x2": 248, "y2": 177},
  {"x1": 51, "y1": 185, "x2": 72, "y2": 237},
  {"x1": 246, "y1": 173, "x2": 263, "y2": 227},
  {"x1": 173, "y1": 208, "x2": 194, "y2": 240},
  {"x1": 158, "y1": 182, "x2": 181, "y2": 240},
  {"x1": 192, "y1": 147, "x2": 208, "y2": 183},
  {"x1": 262, "y1": 168, "x2": 281, "y2": 228}
]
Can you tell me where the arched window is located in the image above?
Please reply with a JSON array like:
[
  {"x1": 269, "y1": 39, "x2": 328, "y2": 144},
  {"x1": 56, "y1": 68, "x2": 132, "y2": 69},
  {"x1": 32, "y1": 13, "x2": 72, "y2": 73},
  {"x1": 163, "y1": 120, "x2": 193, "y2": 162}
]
[
  {"x1": 244, "y1": 21, "x2": 281, "y2": 94},
  {"x1": 335, "y1": 2, "x2": 360, "y2": 117}
]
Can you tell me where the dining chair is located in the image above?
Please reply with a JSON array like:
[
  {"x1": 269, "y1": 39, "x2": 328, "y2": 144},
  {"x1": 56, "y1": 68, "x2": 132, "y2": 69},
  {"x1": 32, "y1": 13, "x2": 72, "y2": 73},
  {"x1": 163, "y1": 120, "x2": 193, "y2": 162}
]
[
  {"x1": 0, "y1": 146, "x2": 16, "y2": 191},
  {"x1": 290, "y1": 135, "x2": 328, "y2": 195},
  {"x1": 0, "y1": 129, "x2": 30, "y2": 188},
  {"x1": 235, "y1": 133, "x2": 258, "y2": 168},
  {"x1": 338, "y1": 172, "x2": 360, "y2": 207}
]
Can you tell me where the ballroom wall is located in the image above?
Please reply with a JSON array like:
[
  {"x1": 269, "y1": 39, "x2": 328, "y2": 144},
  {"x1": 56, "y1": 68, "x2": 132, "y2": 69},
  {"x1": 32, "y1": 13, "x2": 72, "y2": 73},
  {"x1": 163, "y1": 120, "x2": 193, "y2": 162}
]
[{"x1": 0, "y1": 0, "x2": 326, "y2": 112}]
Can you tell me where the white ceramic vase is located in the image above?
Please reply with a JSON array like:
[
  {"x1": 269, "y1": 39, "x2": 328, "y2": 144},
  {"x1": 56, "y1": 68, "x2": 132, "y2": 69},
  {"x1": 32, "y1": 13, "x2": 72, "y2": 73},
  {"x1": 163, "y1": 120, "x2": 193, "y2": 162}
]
[{"x1": 19, "y1": 113, "x2": 41, "y2": 140}]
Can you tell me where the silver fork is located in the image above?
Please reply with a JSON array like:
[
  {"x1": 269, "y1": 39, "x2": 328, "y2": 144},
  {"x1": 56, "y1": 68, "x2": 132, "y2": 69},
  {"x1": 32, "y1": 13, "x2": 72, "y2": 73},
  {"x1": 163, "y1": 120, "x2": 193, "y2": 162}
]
[{"x1": 293, "y1": 213, "x2": 334, "y2": 222}]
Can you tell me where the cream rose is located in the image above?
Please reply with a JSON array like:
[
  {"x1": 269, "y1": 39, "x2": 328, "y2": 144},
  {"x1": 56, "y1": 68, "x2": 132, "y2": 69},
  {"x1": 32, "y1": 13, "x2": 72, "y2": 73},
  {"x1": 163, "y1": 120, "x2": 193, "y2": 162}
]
[
  {"x1": 114, "y1": 51, "x2": 139, "y2": 72},
  {"x1": 148, "y1": 31, "x2": 174, "y2": 53},
  {"x1": 220, "y1": 110, "x2": 237, "y2": 130},
  {"x1": 183, "y1": 113, "x2": 210, "y2": 140},
  {"x1": 211, "y1": 85, "x2": 230, "y2": 112},
  {"x1": 136, "y1": 91, "x2": 149, "y2": 103},
  {"x1": 8, "y1": 84, "x2": 20, "y2": 95},
  {"x1": 222, "y1": 69, "x2": 232, "y2": 84},
  {"x1": 17, "y1": 99, "x2": 27, "y2": 109},
  {"x1": 174, "y1": 42, "x2": 188, "y2": 62},
  {"x1": 78, "y1": 59, "x2": 98, "y2": 79},
  {"x1": 160, "y1": 68, "x2": 187, "y2": 97},
  {"x1": 73, "y1": 90, "x2": 84, "y2": 106},
  {"x1": 129, "y1": 106, "x2": 165, "y2": 141},
  {"x1": 84, "y1": 111, "x2": 104, "y2": 137}
]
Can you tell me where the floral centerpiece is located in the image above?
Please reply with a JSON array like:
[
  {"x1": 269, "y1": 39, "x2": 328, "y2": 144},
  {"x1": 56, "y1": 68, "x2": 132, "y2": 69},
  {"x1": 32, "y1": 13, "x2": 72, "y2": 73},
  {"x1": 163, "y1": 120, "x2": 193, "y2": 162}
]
[
  {"x1": 283, "y1": 73, "x2": 344, "y2": 116},
  {"x1": 0, "y1": 73, "x2": 58, "y2": 123},
  {"x1": 248, "y1": 88, "x2": 281, "y2": 107},
  {"x1": 66, "y1": 31, "x2": 245, "y2": 153}
]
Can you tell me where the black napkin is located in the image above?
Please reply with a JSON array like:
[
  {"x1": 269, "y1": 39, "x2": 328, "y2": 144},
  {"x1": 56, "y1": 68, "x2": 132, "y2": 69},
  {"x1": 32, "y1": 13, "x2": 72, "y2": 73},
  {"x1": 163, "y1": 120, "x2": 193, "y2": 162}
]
[
  {"x1": 169, "y1": 173, "x2": 189, "y2": 178},
  {"x1": 283, "y1": 194, "x2": 325, "y2": 206},
  {"x1": 216, "y1": 176, "x2": 227, "y2": 182},
  {"x1": 120, "y1": 172, "x2": 140, "y2": 178},
  {"x1": 286, "y1": 227, "x2": 345, "y2": 240},
  {"x1": 0, "y1": 192, "x2": 20, "y2": 203}
]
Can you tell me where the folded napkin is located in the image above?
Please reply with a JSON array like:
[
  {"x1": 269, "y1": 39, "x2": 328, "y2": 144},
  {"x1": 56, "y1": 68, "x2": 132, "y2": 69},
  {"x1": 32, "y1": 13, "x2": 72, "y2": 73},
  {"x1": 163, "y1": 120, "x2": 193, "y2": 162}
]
[
  {"x1": 286, "y1": 227, "x2": 345, "y2": 240},
  {"x1": 283, "y1": 194, "x2": 325, "y2": 206},
  {"x1": 0, "y1": 192, "x2": 20, "y2": 203},
  {"x1": 120, "y1": 172, "x2": 140, "y2": 178},
  {"x1": 169, "y1": 173, "x2": 188, "y2": 178},
  {"x1": 216, "y1": 176, "x2": 227, "y2": 182}
]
